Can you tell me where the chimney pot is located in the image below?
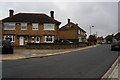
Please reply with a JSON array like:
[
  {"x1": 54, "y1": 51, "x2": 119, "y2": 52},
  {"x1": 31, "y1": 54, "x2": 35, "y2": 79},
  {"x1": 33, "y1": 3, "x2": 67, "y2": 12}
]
[
  {"x1": 9, "y1": 9, "x2": 14, "y2": 17},
  {"x1": 50, "y1": 11, "x2": 54, "y2": 18},
  {"x1": 68, "y1": 19, "x2": 70, "y2": 23},
  {"x1": 76, "y1": 24, "x2": 78, "y2": 26}
]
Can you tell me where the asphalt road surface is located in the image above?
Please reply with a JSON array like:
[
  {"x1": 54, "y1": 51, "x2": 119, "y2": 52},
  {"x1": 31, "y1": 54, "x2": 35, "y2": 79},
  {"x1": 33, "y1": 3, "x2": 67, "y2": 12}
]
[{"x1": 2, "y1": 44, "x2": 119, "y2": 78}]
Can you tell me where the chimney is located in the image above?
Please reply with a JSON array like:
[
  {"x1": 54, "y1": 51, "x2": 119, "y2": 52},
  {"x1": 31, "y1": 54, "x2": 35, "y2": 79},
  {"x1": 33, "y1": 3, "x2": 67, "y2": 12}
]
[
  {"x1": 50, "y1": 11, "x2": 54, "y2": 18},
  {"x1": 9, "y1": 9, "x2": 14, "y2": 17},
  {"x1": 76, "y1": 24, "x2": 78, "y2": 26},
  {"x1": 68, "y1": 19, "x2": 70, "y2": 23}
]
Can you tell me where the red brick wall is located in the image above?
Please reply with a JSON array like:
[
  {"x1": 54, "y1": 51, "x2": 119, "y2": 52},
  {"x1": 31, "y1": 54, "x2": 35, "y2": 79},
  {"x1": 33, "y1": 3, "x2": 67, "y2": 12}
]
[
  {"x1": 2, "y1": 23, "x2": 59, "y2": 46},
  {"x1": 59, "y1": 29, "x2": 78, "y2": 39}
]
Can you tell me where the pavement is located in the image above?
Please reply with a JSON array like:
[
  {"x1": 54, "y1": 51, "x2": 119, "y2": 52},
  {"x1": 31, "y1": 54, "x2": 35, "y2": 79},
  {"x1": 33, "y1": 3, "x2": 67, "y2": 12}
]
[
  {"x1": 0, "y1": 44, "x2": 119, "y2": 79},
  {"x1": 0, "y1": 45, "x2": 99, "y2": 60},
  {"x1": 102, "y1": 56, "x2": 119, "y2": 80}
]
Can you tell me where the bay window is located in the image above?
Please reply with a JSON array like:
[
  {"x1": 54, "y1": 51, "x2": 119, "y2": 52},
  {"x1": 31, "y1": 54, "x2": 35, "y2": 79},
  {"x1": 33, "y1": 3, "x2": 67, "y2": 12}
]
[
  {"x1": 31, "y1": 37, "x2": 35, "y2": 43},
  {"x1": 4, "y1": 35, "x2": 15, "y2": 42},
  {"x1": 44, "y1": 36, "x2": 54, "y2": 43}
]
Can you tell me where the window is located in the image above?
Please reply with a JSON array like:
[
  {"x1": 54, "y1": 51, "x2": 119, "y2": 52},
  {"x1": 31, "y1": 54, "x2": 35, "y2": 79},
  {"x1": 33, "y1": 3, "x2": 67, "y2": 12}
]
[
  {"x1": 35, "y1": 37, "x2": 40, "y2": 43},
  {"x1": 4, "y1": 35, "x2": 15, "y2": 42},
  {"x1": 21, "y1": 23, "x2": 27, "y2": 30},
  {"x1": 44, "y1": 36, "x2": 54, "y2": 43},
  {"x1": 36, "y1": 37, "x2": 40, "y2": 41},
  {"x1": 32, "y1": 24, "x2": 38, "y2": 30},
  {"x1": 31, "y1": 37, "x2": 35, "y2": 43},
  {"x1": 81, "y1": 31, "x2": 85, "y2": 35},
  {"x1": 44, "y1": 24, "x2": 54, "y2": 30},
  {"x1": 4, "y1": 23, "x2": 15, "y2": 30},
  {"x1": 78, "y1": 37, "x2": 82, "y2": 42},
  {"x1": 78, "y1": 30, "x2": 80, "y2": 34}
]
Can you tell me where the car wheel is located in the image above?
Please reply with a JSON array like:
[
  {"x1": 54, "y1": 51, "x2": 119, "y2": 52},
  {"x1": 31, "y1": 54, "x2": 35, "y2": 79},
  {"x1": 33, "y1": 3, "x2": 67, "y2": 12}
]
[{"x1": 111, "y1": 48, "x2": 114, "y2": 51}]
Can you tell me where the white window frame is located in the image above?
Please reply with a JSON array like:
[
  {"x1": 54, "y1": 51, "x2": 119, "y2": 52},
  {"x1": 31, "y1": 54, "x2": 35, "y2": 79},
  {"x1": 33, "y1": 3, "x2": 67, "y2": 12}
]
[
  {"x1": 4, "y1": 23, "x2": 15, "y2": 30},
  {"x1": 21, "y1": 23, "x2": 27, "y2": 30},
  {"x1": 4, "y1": 35, "x2": 15, "y2": 42},
  {"x1": 35, "y1": 37, "x2": 40, "y2": 43},
  {"x1": 78, "y1": 37, "x2": 82, "y2": 42},
  {"x1": 31, "y1": 37, "x2": 35, "y2": 43},
  {"x1": 44, "y1": 36, "x2": 54, "y2": 43},
  {"x1": 32, "y1": 23, "x2": 38, "y2": 30},
  {"x1": 78, "y1": 30, "x2": 81, "y2": 34},
  {"x1": 44, "y1": 24, "x2": 55, "y2": 30}
]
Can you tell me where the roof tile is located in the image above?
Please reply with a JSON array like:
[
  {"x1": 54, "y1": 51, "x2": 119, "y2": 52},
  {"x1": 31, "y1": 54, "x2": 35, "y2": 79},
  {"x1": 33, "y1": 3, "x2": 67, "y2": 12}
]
[{"x1": 2, "y1": 13, "x2": 61, "y2": 25}]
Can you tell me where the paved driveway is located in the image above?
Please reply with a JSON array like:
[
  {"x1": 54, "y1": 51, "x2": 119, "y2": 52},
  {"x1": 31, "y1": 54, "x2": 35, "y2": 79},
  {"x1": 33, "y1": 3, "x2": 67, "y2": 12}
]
[{"x1": 2, "y1": 48, "x2": 73, "y2": 59}]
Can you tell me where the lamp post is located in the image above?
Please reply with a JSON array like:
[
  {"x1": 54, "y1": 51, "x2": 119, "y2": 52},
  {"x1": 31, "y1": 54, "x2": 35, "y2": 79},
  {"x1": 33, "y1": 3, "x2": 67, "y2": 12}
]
[{"x1": 90, "y1": 26, "x2": 94, "y2": 35}]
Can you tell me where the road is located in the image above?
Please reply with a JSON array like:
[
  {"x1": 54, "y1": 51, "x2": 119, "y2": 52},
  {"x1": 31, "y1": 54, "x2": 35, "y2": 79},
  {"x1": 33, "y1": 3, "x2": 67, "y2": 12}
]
[{"x1": 2, "y1": 44, "x2": 119, "y2": 78}]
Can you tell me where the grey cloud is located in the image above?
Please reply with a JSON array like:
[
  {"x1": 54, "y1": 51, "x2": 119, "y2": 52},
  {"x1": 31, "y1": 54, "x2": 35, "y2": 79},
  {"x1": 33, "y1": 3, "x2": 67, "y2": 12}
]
[{"x1": 0, "y1": 2, "x2": 118, "y2": 37}]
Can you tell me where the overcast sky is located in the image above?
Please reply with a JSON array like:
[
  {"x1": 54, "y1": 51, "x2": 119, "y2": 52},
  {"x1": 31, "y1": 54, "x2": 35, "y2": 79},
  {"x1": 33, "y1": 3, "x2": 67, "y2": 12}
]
[{"x1": 0, "y1": 1, "x2": 119, "y2": 38}]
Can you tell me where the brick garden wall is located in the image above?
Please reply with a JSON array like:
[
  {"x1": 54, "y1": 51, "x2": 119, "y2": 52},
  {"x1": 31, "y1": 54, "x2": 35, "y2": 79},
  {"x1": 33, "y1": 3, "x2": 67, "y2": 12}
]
[{"x1": 27, "y1": 43, "x2": 87, "y2": 49}]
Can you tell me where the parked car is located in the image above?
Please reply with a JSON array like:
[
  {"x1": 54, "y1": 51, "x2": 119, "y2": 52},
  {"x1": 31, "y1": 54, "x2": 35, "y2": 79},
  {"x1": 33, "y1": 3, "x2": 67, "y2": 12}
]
[
  {"x1": 111, "y1": 41, "x2": 120, "y2": 51},
  {"x1": 107, "y1": 41, "x2": 112, "y2": 44},
  {"x1": 97, "y1": 42, "x2": 102, "y2": 44},
  {"x1": 61, "y1": 40, "x2": 73, "y2": 43},
  {"x1": 0, "y1": 40, "x2": 13, "y2": 54}
]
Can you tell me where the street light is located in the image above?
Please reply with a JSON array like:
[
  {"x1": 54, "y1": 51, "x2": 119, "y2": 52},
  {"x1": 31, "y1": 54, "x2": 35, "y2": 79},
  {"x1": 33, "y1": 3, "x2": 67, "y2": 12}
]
[{"x1": 90, "y1": 26, "x2": 94, "y2": 35}]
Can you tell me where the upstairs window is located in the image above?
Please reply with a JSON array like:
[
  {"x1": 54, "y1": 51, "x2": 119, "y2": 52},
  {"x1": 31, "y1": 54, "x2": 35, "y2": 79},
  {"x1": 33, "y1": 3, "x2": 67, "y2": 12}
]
[
  {"x1": 21, "y1": 23, "x2": 27, "y2": 30},
  {"x1": 32, "y1": 23, "x2": 38, "y2": 30},
  {"x1": 78, "y1": 30, "x2": 81, "y2": 34},
  {"x1": 4, "y1": 23, "x2": 15, "y2": 30},
  {"x1": 44, "y1": 24, "x2": 54, "y2": 30}
]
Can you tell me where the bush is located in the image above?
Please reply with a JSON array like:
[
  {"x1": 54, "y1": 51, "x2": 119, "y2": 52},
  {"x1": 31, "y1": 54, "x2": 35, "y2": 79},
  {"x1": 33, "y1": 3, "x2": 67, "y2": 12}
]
[
  {"x1": 54, "y1": 39, "x2": 79, "y2": 43},
  {"x1": 27, "y1": 42, "x2": 78, "y2": 45}
]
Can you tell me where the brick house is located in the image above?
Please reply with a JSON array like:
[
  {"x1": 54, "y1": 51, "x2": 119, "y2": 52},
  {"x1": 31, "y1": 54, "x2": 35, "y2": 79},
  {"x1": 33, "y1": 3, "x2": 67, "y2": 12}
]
[
  {"x1": 97, "y1": 36, "x2": 104, "y2": 43},
  {"x1": 1, "y1": 10, "x2": 61, "y2": 46},
  {"x1": 114, "y1": 32, "x2": 120, "y2": 41},
  {"x1": 59, "y1": 19, "x2": 87, "y2": 42}
]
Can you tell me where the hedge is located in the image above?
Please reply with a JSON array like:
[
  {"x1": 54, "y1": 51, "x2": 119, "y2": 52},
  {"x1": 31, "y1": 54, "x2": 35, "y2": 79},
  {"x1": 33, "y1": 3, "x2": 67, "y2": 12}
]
[{"x1": 27, "y1": 42, "x2": 89, "y2": 45}]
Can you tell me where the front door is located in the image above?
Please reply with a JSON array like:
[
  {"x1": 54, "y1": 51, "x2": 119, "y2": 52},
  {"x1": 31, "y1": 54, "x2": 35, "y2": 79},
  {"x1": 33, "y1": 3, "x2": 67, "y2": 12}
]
[{"x1": 20, "y1": 36, "x2": 24, "y2": 45}]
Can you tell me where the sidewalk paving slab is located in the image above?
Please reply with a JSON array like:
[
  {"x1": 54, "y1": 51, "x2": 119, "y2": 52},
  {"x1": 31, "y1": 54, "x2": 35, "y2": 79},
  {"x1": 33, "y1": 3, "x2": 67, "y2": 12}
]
[{"x1": 102, "y1": 57, "x2": 120, "y2": 80}]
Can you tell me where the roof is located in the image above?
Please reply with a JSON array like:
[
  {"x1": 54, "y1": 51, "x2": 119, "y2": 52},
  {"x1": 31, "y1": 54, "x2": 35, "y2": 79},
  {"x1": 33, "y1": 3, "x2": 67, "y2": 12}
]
[
  {"x1": 115, "y1": 32, "x2": 120, "y2": 40},
  {"x1": 2, "y1": 13, "x2": 61, "y2": 25},
  {"x1": 60, "y1": 22, "x2": 86, "y2": 33},
  {"x1": 97, "y1": 37, "x2": 104, "y2": 40}
]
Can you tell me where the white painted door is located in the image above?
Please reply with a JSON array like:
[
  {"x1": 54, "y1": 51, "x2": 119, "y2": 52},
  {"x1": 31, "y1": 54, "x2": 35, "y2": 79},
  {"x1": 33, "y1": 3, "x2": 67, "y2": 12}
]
[{"x1": 20, "y1": 36, "x2": 24, "y2": 45}]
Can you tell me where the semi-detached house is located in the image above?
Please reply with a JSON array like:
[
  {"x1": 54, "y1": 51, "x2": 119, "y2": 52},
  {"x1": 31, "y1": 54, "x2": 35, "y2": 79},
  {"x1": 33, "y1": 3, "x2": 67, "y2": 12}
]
[
  {"x1": 59, "y1": 19, "x2": 87, "y2": 42},
  {"x1": 2, "y1": 10, "x2": 61, "y2": 46}
]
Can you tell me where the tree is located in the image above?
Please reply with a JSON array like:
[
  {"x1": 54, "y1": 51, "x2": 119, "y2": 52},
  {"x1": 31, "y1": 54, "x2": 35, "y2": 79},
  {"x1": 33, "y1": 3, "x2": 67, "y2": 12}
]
[
  {"x1": 87, "y1": 35, "x2": 97, "y2": 43},
  {"x1": 105, "y1": 35, "x2": 113, "y2": 42}
]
